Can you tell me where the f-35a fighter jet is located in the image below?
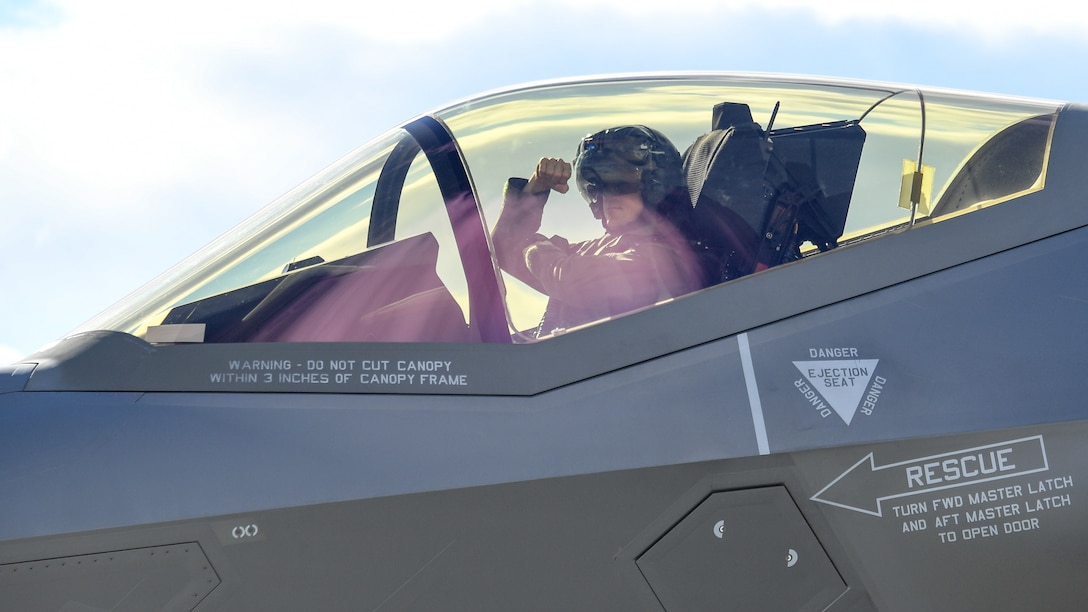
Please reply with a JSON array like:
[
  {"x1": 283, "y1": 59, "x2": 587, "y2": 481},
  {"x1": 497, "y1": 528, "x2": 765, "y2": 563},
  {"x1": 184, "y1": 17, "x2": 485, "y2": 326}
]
[{"x1": 2, "y1": 73, "x2": 1086, "y2": 610}]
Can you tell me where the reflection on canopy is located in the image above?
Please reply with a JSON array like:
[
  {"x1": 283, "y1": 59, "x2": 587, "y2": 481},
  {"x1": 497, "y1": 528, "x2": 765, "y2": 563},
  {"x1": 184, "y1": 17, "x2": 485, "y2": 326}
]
[{"x1": 73, "y1": 74, "x2": 1061, "y2": 345}]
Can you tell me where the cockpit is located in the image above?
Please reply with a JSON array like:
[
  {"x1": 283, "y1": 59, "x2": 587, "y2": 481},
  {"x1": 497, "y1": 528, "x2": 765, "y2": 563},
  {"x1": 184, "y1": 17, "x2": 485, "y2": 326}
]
[{"x1": 75, "y1": 75, "x2": 1061, "y2": 346}]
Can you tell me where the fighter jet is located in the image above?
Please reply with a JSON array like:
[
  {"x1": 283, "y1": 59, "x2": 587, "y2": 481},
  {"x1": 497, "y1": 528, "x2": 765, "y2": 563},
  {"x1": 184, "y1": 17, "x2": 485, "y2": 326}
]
[{"x1": 2, "y1": 72, "x2": 1085, "y2": 610}]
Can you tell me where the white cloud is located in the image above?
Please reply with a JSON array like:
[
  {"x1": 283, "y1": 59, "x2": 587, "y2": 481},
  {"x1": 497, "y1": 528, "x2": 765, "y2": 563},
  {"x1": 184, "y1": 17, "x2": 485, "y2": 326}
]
[
  {"x1": 0, "y1": 345, "x2": 25, "y2": 366},
  {"x1": 3, "y1": 18, "x2": 270, "y2": 210},
  {"x1": 552, "y1": 0, "x2": 1087, "y2": 39}
]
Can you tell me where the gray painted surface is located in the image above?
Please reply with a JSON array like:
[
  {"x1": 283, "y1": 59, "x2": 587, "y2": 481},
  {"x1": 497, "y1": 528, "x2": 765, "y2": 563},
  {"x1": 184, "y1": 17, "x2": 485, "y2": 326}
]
[{"x1": 2, "y1": 94, "x2": 1087, "y2": 610}]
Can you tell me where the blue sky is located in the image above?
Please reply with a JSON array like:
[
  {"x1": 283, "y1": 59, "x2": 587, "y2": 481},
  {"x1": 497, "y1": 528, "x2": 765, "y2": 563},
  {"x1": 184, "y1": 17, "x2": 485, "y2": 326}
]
[{"x1": 3, "y1": 0, "x2": 1087, "y2": 363}]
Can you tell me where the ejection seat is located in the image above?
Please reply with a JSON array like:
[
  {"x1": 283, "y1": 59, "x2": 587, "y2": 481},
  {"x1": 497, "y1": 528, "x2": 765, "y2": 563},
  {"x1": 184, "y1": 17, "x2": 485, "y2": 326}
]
[{"x1": 681, "y1": 102, "x2": 867, "y2": 286}]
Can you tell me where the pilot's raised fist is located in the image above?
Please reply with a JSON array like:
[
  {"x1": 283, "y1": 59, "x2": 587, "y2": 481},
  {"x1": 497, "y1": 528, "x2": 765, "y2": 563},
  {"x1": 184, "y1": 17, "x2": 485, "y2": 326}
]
[{"x1": 526, "y1": 157, "x2": 572, "y2": 195}]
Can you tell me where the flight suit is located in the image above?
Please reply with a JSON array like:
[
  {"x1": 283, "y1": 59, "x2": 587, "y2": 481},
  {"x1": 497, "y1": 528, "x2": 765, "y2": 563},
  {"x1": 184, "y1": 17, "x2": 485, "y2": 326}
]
[{"x1": 493, "y1": 178, "x2": 700, "y2": 337}]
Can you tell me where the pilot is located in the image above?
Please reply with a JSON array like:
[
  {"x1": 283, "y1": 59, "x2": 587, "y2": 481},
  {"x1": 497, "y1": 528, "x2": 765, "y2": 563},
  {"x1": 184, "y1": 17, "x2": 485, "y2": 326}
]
[{"x1": 493, "y1": 125, "x2": 701, "y2": 337}]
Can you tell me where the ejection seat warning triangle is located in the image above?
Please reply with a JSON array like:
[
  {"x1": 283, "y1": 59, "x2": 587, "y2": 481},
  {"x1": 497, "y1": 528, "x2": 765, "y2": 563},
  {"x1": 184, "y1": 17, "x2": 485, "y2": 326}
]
[{"x1": 792, "y1": 359, "x2": 879, "y2": 425}]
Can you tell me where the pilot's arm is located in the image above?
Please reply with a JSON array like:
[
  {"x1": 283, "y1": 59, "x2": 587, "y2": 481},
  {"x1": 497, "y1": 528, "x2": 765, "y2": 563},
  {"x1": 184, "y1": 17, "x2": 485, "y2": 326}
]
[
  {"x1": 523, "y1": 230, "x2": 692, "y2": 315},
  {"x1": 493, "y1": 158, "x2": 572, "y2": 293}
]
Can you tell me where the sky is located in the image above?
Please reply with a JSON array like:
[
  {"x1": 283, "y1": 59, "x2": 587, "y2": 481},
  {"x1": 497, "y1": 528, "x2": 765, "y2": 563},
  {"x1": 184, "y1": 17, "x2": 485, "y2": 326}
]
[{"x1": 3, "y1": 0, "x2": 1087, "y2": 364}]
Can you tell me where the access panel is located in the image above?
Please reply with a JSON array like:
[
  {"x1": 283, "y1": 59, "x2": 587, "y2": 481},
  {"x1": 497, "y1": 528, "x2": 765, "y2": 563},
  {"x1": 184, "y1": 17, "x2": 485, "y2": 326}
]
[
  {"x1": 0, "y1": 542, "x2": 220, "y2": 611},
  {"x1": 637, "y1": 486, "x2": 845, "y2": 611}
]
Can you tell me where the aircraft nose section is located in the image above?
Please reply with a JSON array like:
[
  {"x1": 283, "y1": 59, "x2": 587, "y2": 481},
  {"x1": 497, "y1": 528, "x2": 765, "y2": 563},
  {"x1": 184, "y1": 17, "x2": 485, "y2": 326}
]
[{"x1": 0, "y1": 363, "x2": 35, "y2": 395}]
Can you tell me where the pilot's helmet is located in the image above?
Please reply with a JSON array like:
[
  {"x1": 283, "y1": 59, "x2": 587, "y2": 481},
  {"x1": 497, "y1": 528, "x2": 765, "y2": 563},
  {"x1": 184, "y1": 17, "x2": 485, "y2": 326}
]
[{"x1": 573, "y1": 125, "x2": 685, "y2": 220}]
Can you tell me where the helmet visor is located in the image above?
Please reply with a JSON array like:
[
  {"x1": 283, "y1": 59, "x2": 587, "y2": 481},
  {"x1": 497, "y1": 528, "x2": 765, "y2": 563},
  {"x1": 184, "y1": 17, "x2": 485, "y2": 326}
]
[{"x1": 583, "y1": 180, "x2": 641, "y2": 202}]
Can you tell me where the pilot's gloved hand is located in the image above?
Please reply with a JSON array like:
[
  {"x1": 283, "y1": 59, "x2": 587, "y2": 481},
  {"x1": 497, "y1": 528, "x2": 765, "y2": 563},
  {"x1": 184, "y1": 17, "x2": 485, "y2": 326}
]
[{"x1": 525, "y1": 157, "x2": 571, "y2": 195}]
